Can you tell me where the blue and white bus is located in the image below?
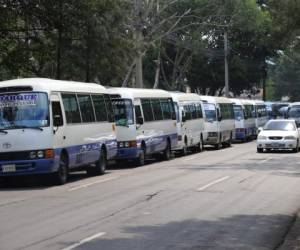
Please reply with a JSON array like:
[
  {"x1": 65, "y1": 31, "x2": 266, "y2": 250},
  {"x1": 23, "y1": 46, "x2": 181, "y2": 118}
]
[
  {"x1": 231, "y1": 99, "x2": 256, "y2": 141},
  {"x1": 170, "y1": 92, "x2": 206, "y2": 155},
  {"x1": 0, "y1": 78, "x2": 117, "y2": 184},
  {"x1": 108, "y1": 88, "x2": 178, "y2": 166},
  {"x1": 200, "y1": 96, "x2": 235, "y2": 149},
  {"x1": 252, "y1": 100, "x2": 268, "y2": 136}
]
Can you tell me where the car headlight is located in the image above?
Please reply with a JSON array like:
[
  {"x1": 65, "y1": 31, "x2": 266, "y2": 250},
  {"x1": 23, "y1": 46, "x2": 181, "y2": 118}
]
[
  {"x1": 258, "y1": 135, "x2": 267, "y2": 140},
  {"x1": 285, "y1": 136, "x2": 296, "y2": 140}
]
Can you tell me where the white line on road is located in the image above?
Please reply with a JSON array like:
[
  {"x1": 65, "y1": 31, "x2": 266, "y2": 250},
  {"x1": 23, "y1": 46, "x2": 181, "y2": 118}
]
[
  {"x1": 259, "y1": 157, "x2": 273, "y2": 164},
  {"x1": 68, "y1": 177, "x2": 118, "y2": 191},
  {"x1": 61, "y1": 232, "x2": 106, "y2": 250},
  {"x1": 197, "y1": 176, "x2": 230, "y2": 191}
]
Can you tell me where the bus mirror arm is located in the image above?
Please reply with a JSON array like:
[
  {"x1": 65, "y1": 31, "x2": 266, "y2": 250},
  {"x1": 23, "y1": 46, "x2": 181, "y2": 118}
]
[
  {"x1": 137, "y1": 116, "x2": 144, "y2": 125},
  {"x1": 53, "y1": 115, "x2": 63, "y2": 134}
]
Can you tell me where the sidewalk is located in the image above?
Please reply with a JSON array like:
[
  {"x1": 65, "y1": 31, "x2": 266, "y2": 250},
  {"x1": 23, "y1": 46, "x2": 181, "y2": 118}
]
[{"x1": 279, "y1": 212, "x2": 300, "y2": 250}]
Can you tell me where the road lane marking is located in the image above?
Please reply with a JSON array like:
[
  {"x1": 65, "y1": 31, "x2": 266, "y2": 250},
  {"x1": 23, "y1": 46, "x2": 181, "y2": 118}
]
[
  {"x1": 61, "y1": 232, "x2": 106, "y2": 250},
  {"x1": 68, "y1": 177, "x2": 118, "y2": 191},
  {"x1": 259, "y1": 157, "x2": 273, "y2": 164},
  {"x1": 197, "y1": 176, "x2": 230, "y2": 191}
]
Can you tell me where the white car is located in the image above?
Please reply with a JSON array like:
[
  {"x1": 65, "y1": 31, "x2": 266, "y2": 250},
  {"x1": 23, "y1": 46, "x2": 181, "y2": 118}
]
[{"x1": 257, "y1": 119, "x2": 300, "y2": 153}]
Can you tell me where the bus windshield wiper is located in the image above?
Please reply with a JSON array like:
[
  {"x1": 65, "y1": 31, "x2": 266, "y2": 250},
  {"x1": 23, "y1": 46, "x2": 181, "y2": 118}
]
[
  {"x1": 0, "y1": 129, "x2": 8, "y2": 134},
  {"x1": 12, "y1": 125, "x2": 44, "y2": 131}
]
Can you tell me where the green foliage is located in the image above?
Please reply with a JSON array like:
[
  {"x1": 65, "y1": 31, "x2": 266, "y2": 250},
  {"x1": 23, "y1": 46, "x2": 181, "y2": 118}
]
[
  {"x1": 273, "y1": 45, "x2": 300, "y2": 101},
  {"x1": 0, "y1": 0, "x2": 299, "y2": 96}
]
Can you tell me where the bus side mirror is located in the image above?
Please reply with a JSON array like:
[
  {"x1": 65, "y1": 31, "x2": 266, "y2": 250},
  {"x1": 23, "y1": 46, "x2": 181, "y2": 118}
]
[
  {"x1": 137, "y1": 116, "x2": 144, "y2": 125},
  {"x1": 172, "y1": 112, "x2": 176, "y2": 120},
  {"x1": 218, "y1": 115, "x2": 222, "y2": 122},
  {"x1": 182, "y1": 112, "x2": 186, "y2": 122},
  {"x1": 53, "y1": 115, "x2": 63, "y2": 127}
]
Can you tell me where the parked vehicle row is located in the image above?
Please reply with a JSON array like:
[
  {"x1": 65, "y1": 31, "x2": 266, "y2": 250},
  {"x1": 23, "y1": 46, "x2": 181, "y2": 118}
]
[{"x1": 0, "y1": 78, "x2": 269, "y2": 185}]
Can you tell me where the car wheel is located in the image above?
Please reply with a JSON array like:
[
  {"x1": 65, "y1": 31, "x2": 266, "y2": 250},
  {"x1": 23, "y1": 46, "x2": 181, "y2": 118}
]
[
  {"x1": 257, "y1": 148, "x2": 263, "y2": 153},
  {"x1": 293, "y1": 141, "x2": 299, "y2": 153}
]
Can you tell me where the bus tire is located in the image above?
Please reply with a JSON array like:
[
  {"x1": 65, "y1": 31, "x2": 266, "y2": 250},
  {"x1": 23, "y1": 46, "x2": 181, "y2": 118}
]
[
  {"x1": 134, "y1": 147, "x2": 145, "y2": 167},
  {"x1": 196, "y1": 135, "x2": 204, "y2": 152},
  {"x1": 95, "y1": 148, "x2": 107, "y2": 175},
  {"x1": 53, "y1": 153, "x2": 68, "y2": 185},
  {"x1": 227, "y1": 133, "x2": 232, "y2": 147},
  {"x1": 163, "y1": 140, "x2": 171, "y2": 161},
  {"x1": 214, "y1": 134, "x2": 222, "y2": 150}
]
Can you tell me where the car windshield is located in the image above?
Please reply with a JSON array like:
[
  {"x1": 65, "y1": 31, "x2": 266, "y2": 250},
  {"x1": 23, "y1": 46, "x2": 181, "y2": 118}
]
[
  {"x1": 0, "y1": 92, "x2": 49, "y2": 130},
  {"x1": 112, "y1": 98, "x2": 134, "y2": 126},
  {"x1": 233, "y1": 105, "x2": 244, "y2": 120},
  {"x1": 264, "y1": 121, "x2": 296, "y2": 131},
  {"x1": 203, "y1": 103, "x2": 217, "y2": 121},
  {"x1": 288, "y1": 106, "x2": 300, "y2": 118}
]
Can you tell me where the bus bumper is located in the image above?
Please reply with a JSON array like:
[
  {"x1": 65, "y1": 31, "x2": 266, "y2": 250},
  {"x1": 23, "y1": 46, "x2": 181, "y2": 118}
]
[
  {"x1": 235, "y1": 130, "x2": 246, "y2": 140},
  {"x1": 115, "y1": 147, "x2": 140, "y2": 159},
  {"x1": 0, "y1": 158, "x2": 58, "y2": 177}
]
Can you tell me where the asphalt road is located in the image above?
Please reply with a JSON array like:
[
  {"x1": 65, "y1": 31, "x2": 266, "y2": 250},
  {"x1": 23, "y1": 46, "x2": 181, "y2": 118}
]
[{"x1": 1, "y1": 141, "x2": 300, "y2": 250}]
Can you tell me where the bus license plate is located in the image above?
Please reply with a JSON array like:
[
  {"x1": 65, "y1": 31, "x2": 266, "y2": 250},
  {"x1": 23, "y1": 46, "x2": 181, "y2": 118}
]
[{"x1": 2, "y1": 165, "x2": 16, "y2": 173}]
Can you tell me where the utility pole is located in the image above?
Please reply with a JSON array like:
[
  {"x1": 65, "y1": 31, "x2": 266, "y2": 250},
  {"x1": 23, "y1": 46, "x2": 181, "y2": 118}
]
[
  {"x1": 134, "y1": 0, "x2": 143, "y2": 88},
  {"x1": 224, "y1": 30, "x2": 229, "y2": 97}
]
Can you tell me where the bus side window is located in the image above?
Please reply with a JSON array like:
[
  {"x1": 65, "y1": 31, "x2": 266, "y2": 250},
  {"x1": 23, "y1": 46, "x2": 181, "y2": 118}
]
[{"x1": 52, "y1": 101, "x2": 63, "y2": 126}]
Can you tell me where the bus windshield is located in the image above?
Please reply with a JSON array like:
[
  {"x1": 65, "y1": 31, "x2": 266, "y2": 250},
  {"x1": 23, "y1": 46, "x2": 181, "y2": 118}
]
[
  {"x1": 233, "y1": 105, "x2": 244, "y2": 120},
  {"x1": 203, "y1": 103, "x2": 217, "y2": 122},
  {"x1": 112, "y1": 98, "x2": 134, "y2": 126},
  {"x1": 0, "y1": 92, "x2": 49, "y2": 130}
]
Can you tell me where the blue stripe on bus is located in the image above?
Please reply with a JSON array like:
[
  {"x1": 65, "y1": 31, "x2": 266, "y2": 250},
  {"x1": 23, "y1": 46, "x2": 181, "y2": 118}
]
[
  {"x1": 0, "y1": 140, "x2": 117, "y2": 176},
  {"x1": 115, "y1": 133, "x2": 178, "y2": 160}
]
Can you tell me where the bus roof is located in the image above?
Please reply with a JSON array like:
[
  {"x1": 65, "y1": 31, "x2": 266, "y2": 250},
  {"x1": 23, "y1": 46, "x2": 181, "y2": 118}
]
[
  {"x1": 199, "y1": 95, "x2": 232, "y2": 104},
  {"x1": 169, "y1": 92, "x2": 202, "y2": 102},
  {"x1": 0, "y1": 78, "x2": 107, "y2": 94},
  {"x1": 108, "y1": 87, "x2": 172, "y2": 99}
]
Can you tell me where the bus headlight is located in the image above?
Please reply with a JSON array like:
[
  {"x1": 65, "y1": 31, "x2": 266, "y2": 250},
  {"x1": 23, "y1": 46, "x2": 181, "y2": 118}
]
[
  {"x1": 37, "y1": 151, "x2": 44, "y2": 158},
  {"x1": 118, "y1": 141, "x2": 137, "y2": 148},
  {"x1": 29, "y1": 151, "x2": 37, "y2": 159}
]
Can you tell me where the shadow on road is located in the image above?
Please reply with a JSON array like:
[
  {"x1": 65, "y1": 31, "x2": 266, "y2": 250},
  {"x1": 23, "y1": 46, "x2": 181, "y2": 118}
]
[{"x1": 61, "y1": 214, "x2": 294, "y2": 250}]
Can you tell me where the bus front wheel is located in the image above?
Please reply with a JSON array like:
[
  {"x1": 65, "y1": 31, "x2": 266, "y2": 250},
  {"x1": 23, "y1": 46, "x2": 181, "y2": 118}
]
[
  {"x1": 95, "y1": 148, "x2": 107, "y2": 175},
  {"x1": 134, "y1": 147, "x2": 145, "y2": 167},
  {"x1": 53, "y1": 153, "x2": 68, "y2": 185},
  {"x1": 163, "y1": 141, "x2": 171, "y2": 161}
]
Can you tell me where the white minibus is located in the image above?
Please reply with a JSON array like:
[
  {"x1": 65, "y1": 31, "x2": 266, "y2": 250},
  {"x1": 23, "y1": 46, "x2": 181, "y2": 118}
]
[
  {"x1": 252, "y1": 100, "x2": 268, "y2": 135},
  {"x1": 200, "y1": 95, "x2": 235, "y2": 149},
  {"x1": 231, "y1": 99, "x2": 256, "y2": 141},
  {"x1": 108, "y1": 88, "x2": 178, "y2": 166},
  {"x1": 0, "y1": 78, "x2": 117, "y2": 184},
  {"x1": 170, "y1": 92, "x2": 206, "y2": 155}
]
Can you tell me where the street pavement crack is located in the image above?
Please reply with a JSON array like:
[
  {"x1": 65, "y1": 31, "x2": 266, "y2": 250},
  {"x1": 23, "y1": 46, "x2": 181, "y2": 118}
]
[{"x1": 146, "y1": 190, "x2": 162, "y2": 201}]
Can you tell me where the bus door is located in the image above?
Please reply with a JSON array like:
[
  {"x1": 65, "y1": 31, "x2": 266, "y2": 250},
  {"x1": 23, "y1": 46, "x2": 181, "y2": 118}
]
[{"x1": 50, "y1": 93, "x2": 65, "y2": 150}]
